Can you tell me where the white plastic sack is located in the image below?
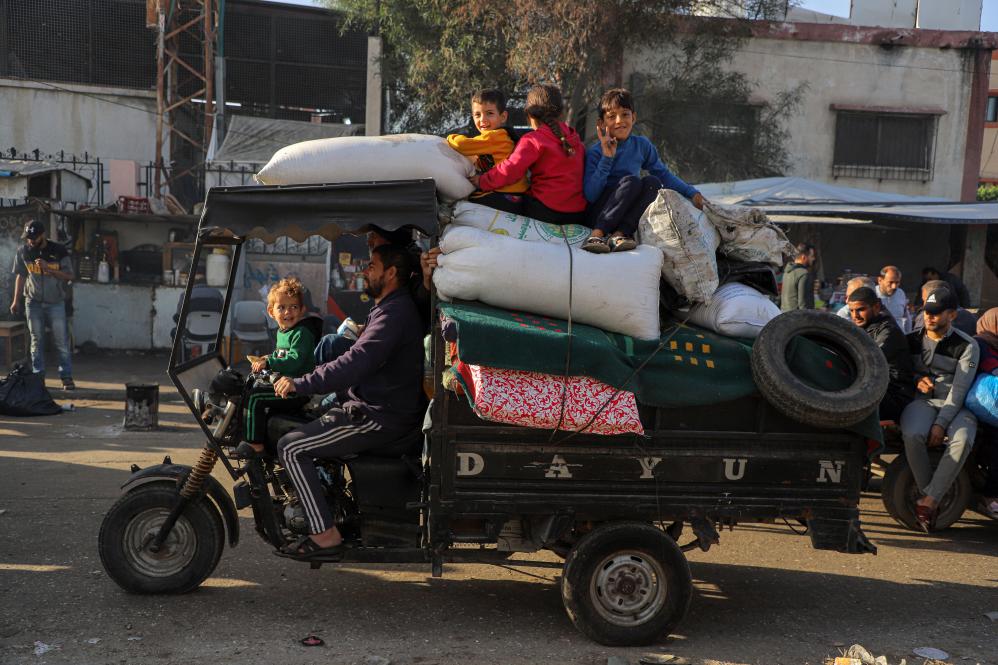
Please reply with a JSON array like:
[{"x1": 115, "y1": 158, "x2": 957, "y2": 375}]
[
  {"x1": 452, "y1": 201, "x2": 590, "y2": 247},
  {"x1": 702, "y1": 201, "x2": 793, "y2": 267},
  {"x1": 686, "y1": 282, "x2": 780, "y2": 339},
  {"x1": 434, "y1": 225, "x2": 664, "y2": 340},
  {"x1": 638, "y1": 189, "x2": 720, "y2": 305},
  {"x1": 256, "y1": 134, "x2": 476, "y2": 201}
]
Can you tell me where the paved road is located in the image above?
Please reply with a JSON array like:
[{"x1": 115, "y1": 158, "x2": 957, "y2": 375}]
[{"x1": 1, "y1": 356, "x2": 996, "y2": 665}]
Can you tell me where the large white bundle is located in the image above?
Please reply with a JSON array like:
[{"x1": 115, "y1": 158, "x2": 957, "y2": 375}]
[
  {"x1": 687, "y1": 282, "x2": 779, "y2": 339},
  {"x1": 434, "y1": 225, "x2": 663, "y2": 340},
  {"x1": 702, "y1": 201, "x2": 793, "y2": 267},
  {"x1": 638, "y1": 189, "x2": 720, "y2": 305},
  {"x1": 256, "y1": 134, "x2": 475, "y2": 200},
  {"x1": 452, "y1": 201, "x2": 590, "y2": 247}
]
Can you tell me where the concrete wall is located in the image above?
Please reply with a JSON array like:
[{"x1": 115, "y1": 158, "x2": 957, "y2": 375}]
[
  {"x1": 0, "y1": 78, "x2": 157, "y2": 204},
  {"x1": 625, "y1": 37, "x2": 973, "y2": 199}
]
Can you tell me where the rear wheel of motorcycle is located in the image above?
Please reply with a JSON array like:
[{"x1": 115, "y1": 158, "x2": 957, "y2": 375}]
[
  {"x1": 882, "y1": 454, "x2": 972, "y2": 532},
  {"x1": 561, "y1": 522, "x2": 692, "y2": 646},
  {"x1": 99, "y1": 483, "x2": 224, "y2": 594}
]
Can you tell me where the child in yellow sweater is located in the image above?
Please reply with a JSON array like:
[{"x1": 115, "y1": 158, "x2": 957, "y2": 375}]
[{"x1": 447, "y1": 88, "x2": 528, "y2": 214}]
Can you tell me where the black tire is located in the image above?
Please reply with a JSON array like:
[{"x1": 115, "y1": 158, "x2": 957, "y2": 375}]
[
  {"x1": 881, "y1": 454, "x2": 972, "y2": 531},
  {"x1": 561, "y1": 522, "x2": 692, "y2": 646},
  {"x1": 751, "y1": 310, "x2": 888, "y2": 429},
  {"x1": 98, "y1": 483, "x2": 225, "y2": 594}
]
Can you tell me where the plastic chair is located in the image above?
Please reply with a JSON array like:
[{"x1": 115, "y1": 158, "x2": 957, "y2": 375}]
[
  {"x1": 171, "y1": 286, "x2": 224, "y2": 363},
  {"x1": 228, "y1": 301, "x2": 273, "y2": 365}
]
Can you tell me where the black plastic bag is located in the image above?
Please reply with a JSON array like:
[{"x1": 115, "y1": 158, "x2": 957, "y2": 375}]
[{"x1": 0, "y1": 364, "x2": 62, "y2": 416}]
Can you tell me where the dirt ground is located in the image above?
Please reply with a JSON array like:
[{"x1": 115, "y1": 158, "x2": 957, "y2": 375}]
[{"x1": 0, "y1": 352, "x2": 996, "y2": 665}]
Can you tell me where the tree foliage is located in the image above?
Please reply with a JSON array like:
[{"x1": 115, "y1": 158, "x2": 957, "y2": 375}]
[{"x1": 333, "y1": 0, "x2": 804, "y2": 181}]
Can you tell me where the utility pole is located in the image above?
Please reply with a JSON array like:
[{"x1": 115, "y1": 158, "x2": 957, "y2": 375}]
[{"x1": 149, "y1": 0, "x2": 220, "y2": 203}]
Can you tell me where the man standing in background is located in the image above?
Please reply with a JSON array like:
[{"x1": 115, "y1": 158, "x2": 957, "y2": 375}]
[
  {"x1": 9, "y1": 220, "x2": 75, "y2": 390},
  {"x1": 780, "y1": 243, "x2": 816, "y2": 311}
]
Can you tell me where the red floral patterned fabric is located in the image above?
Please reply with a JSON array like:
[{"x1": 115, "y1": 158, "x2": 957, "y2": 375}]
[{"x1": 455, "y1": 361, "x2": 644, "y2": 436}]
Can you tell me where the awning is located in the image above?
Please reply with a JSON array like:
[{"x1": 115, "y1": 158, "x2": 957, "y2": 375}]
[
  {"x1": 696, "y1": 177, "x2": 998, "y2": 225},
  {"x1": 198, "y1": 180, "x2": 440, "y2": 242}
]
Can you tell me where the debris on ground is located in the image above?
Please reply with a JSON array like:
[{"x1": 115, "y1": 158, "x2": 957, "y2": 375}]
[
  {"x1": 299, "y1": 635, "x2": 324, "y2": 647},
  {"x1": 913, "y1": 647, "x2": 950, "y2": 661},
  {"x1": 85, "y1": 637, "x2": 100, "y2": 645},
  {"x1": 33, "y1": 641, "x2": 58, "y2": 655},
  {"x1": 639, "y1": 655, "x2": 689, "y2": 665}
]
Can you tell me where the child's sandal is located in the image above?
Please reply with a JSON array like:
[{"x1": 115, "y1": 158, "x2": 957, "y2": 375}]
[
  {"x1": 581, "y1": 235, "x2": 610, "y2": 254},
  {"x1": 609, "y1": 235, "x2": 637, "y2": 252}
]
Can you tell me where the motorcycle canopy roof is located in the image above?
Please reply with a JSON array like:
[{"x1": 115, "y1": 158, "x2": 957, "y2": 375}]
[{"x1": 196, "y1": 179, "x2": 439, "y2": 243}]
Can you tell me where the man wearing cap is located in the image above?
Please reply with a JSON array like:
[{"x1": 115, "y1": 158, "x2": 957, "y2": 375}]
[
  {"x1": 912, "y1": 279, "x2": 976, "y2": 337},
  {"x1": 9, "y1": 220, "x2": 75, "y2": 390},
  {"x1": 900, "y1": 287, "x2": 978, "y2": 531},
  {"x1": 846, "y1": 286, "x2": 914, "y2": 422}
]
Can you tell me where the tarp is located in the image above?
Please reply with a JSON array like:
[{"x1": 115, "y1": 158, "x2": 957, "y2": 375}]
[
  {"x1": 198, "y1": 180, "x2": 439, "y2": 242},
  {"x1": 209, "y1": 116, "x2": 364, "y2": 165},
  {"x1": 440, "y1": 301, "x2": 882, "y2": 442},
  {"x1": 696, "y1": 176, "x2": 998, "y2": 225}
]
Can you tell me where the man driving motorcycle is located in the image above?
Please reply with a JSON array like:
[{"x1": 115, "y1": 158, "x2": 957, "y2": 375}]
[{"x1": 272, "y1": 243, "x2": 425, "y2": 559}]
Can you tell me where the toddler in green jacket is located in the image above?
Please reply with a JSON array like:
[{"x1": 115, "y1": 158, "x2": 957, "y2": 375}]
[{"x1": 236, "y1": 278, "x2": 316, "y2": 457}]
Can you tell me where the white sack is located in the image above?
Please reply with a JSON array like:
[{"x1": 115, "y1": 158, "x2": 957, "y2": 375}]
[
  {"x1": 256, "y1": 134, "x2": 476, "y2": 201},
  {"x1": 434, "y1": 225, "x2": 663, "y2": 340},
  {"x1": 452, "y1": 201, "x2": 590, "y2": 248},
  {"x1": 702, "y1": 201, "x2": 794, "y2": 267},
  {"x1": 686, "y1": 282, "x2": 780, "y2": 339},
  {"x1": 638, "y1": 189, "x2": 720, "y2": 305}
]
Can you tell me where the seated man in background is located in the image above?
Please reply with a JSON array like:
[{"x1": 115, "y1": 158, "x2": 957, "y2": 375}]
[
  {"x1": 912, "y1": 279, "x2": 977, "y2": 338},
  {"x1": 901, "y1": 287, "x2": 979, "y2": 532},
  {"x1": 846, "y1": 287, "x2": 914, "y2": 422},
  {"x1": 876, "y1": 265, "x2": 911, "y2": 333},
  {"x1": 836, "y1": 275, "x2": 876, "y2": 320}
]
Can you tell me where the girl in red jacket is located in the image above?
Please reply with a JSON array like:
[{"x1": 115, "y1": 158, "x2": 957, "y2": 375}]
[{"x1": 471, "y1": 84, "x2": 586, "y2": 225}]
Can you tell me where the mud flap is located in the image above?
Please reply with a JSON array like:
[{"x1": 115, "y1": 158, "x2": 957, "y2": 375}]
[
  {"x1": 807, "y1": 516, "x2": 876, "y2": 554},
  {"x1": 121, "y1": 462, "x2": 240, "y2": 548}
]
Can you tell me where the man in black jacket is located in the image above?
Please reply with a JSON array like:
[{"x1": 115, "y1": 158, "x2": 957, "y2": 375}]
[{"x1": 846, "y1": 287, "x2": 914, "y2": 422}]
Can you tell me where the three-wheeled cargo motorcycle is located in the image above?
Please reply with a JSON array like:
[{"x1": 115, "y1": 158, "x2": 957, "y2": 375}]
[{"x1": 99, "y1": 180, "x2": 880, "y2": 646}]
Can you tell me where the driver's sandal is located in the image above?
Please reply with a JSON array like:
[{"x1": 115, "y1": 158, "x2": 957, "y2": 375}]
[{"x1": 275, "y1": 536, "x2": 344, "y2": 562}]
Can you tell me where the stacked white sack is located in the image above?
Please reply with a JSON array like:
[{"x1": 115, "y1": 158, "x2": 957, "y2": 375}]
[
  {"x1": 255, "y1": 134, "x2": 476, "y2": 201},
  {"x1": 434, "y1": 225, "x2": 664, "y2": 340},
  {"x1": 702, "y1": 201, "x2": 793, "y2": 267},
  {"x1": 452, "y1": 201, "x2": 590, "y2": 248},
  {"x1": 638, "y1": 189, "x2": 720, "y2": 305},
  {"x1": 686, "y1": 282, "x2": 780, "y2": 339}
]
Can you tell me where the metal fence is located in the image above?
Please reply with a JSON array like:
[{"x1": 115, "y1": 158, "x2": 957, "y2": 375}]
[
  {"x1": 0, "y1": 0, "x2": 368, "y2": 122},
  {"x1": 1, "y1": 148, "x2": 107, "y2": 208}
]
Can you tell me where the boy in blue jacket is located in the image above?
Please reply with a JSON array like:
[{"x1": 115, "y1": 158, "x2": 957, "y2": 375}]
[{"x1": 582, "y1": 88, "x2": 703, "y2": 253}]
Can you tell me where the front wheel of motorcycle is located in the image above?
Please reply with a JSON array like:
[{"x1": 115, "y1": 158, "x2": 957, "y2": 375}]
[{"x1": 98, "y1": 482, "x2": 225, "y2": 594}]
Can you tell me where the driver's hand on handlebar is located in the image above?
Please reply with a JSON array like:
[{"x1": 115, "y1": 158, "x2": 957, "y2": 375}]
[
  {"x1": 273, "y1": 376, "x2": 296, "y2": 398},
  {"x1": 251, "y1": 358, "x2": 268, "y2": 373}
]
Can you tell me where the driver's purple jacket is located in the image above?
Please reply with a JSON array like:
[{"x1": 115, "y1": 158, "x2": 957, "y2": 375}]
[{"x1": 292, "y1": 287, "x2": 424, "y2": 429}]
